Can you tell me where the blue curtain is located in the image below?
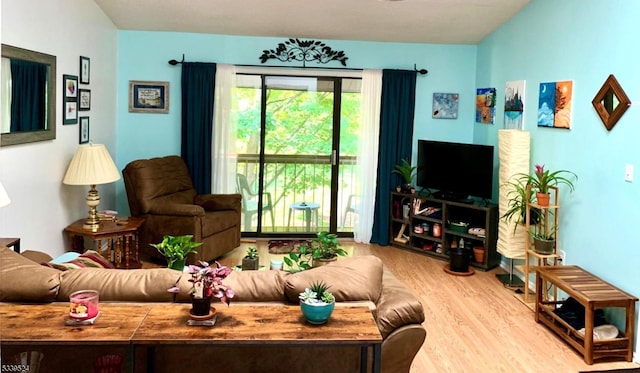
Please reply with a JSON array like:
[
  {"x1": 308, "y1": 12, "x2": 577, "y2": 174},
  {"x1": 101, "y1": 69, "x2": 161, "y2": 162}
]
[
  {"x1": 10, "y1": 59, "x2": 47, "y2": 132},
  {"x1": 370, "y1": 69, "x2": 417, "y2": 245},
  {"x1": 181, "y1": 62, "x2": 216, "y2": 194}
]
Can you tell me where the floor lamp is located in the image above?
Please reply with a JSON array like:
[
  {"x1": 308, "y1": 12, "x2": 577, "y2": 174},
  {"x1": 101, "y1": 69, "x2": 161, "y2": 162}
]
[{"x1": 63, "y1": 144, "x2": 120, "y2": 231}]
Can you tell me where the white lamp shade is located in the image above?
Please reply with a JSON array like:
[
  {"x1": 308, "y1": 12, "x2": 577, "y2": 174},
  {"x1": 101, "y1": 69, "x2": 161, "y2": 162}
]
[
  {"x1": 0, "y1": 181, "x2": 10, "y2": 207},
  {"x1": 63, "y1": 144, "x2": 120, "y2": 185}
]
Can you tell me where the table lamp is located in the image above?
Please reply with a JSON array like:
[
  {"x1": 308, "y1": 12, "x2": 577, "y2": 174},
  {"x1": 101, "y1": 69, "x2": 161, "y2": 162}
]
[
  {"x1": 0, "y1": 181, "x2": 10, "y2": 208},
  {"x1": 63, "y1": 144, "x2": 120, "y2": 231}
]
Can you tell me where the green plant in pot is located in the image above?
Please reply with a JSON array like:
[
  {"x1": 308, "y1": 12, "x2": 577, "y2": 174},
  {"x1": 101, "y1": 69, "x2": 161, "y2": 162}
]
[
  {"x1": 150, "y1": 234, "x2": 202, "y2": 270},
  {"x1": 501, "y1": 178, "x2": 540, "y2": 233},
  {"x1": 308, "y1": 231, "x2": 347, "y2": 267},
  {"x1": 298, "y1": 281, "x2": 335, "y2": 324},
  {"x1": 530, "y1": 225, "x2": 558, "y2": 255},
  {"x1": 392, "y1": 158, "x2": 417, "y2": 193},
  {"x1": 241, "y1": 246, "x2": 259, "y2": 270},
  {"x1": 283, "y1": 245, "x2": 313, "y2": 273},
  {"x1": 521, "y1": 164, "x2": 577, "y2": 206}
]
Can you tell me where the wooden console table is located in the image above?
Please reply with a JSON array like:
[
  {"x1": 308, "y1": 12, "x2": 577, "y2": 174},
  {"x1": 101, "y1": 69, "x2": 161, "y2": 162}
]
[
  {"x1": 0, "y1": 303, "x2": 150, "y2": 372},
  {"x1": 132, "y1": 304, "x2": 382, "y2": 373},
  {"x1": 64, "y1": 217, "x2": 145, "y2": 269},
  {"x1": 1, "y1": 303, "x2": 381, "y2": 373},
  {"x1": 535, "y1": 265, "x2": 638, "y2": 364}
]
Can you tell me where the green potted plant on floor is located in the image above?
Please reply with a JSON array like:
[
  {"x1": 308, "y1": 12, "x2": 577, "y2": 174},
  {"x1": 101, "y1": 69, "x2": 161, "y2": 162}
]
[
  {"x1": 241, "y1": 246, "x2": 259, "y2": 270},
  {"x1": 308, "y1": 231, "x2": 347, "y2": 267},
  {"x1": 150, "y1": 234, "x2": 202, "y2": 270},
  {"x1": 392, "y1": 158, "x2": 417, "y2": 193},
  {"x1": 298, "y1": 281, "x2": 335, "y2": 324},
  {"x1": 283, "y1": 245, "x2": 313, "y2": 273}
]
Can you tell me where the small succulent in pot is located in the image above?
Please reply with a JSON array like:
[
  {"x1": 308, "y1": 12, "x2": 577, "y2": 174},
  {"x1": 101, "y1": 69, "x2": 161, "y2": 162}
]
[
  {"x1": 242, "y1": 246, "x2": 259, "y2": 270},
  {"x1": 299, "y1": 281, "x2": 335, "y2": 304},
  {"x1": 299, "y1": 281, "x2": 335, "y2": 324}
]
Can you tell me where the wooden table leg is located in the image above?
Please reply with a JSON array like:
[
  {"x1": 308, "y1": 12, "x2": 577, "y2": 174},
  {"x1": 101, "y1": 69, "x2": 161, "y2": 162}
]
[{"x1": 584, "y1": 303, "x2": 594, "y2": 364}]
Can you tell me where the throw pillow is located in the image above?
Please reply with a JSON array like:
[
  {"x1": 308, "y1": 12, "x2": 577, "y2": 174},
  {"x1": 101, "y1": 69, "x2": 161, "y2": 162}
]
[{"x1": 43, "y1": 250, "x2": 114, "y2": 271}]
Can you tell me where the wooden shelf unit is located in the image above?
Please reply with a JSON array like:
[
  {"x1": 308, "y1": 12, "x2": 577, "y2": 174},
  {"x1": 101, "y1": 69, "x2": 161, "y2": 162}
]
[{"x1": 389, "y1": 192, "x2": 499, "y2": 271}]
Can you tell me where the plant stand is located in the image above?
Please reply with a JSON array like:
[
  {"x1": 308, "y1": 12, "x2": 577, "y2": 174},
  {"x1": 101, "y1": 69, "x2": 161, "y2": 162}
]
[{"x1": 520, "y1": 185, "x2": 560, "y2": 308}]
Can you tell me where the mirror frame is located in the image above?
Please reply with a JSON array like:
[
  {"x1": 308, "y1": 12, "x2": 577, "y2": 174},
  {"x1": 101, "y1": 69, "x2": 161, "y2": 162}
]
[
  {"x1": 1, "y1": 44, "x2": 57, "y2": 146},
  {"x1": 591, "y1": 74, "x2": 630, "y2": 131}
]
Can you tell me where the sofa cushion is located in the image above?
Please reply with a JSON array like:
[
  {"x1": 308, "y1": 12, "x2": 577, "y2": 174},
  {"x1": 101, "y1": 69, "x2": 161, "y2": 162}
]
[
  {"x1": 42, "y1": 250, "x2": 114, "y2": 271},
  {"x1": 221, "y1": 270, "x2": 288, "y2": 302},
  {"x1": 58, "y1": 267, "x2": 184, "y2": 302},
  {"x1": 0, "y1": 247, "x2": 61, "y2": 302},
  {"x1": 284, "y1": 256, "x2": 383, "y2": 303},
  {"x1": 201, "y1": 210, "x2": 241, "y2": 237}
]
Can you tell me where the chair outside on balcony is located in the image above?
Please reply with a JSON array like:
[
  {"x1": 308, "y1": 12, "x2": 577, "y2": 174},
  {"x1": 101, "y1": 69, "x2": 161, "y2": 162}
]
[
  {"x1": 236, "y1": 173, "x2": 275, "y2": 232},
  {"x1": 341, "y1": 194, "x2": 360, "y2": 229}
]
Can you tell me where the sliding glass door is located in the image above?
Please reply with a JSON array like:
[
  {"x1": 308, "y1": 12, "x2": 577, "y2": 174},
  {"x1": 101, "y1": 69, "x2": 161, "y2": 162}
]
[{"x1": 234, "y1": 73, "x2": 361, "y2": 237}]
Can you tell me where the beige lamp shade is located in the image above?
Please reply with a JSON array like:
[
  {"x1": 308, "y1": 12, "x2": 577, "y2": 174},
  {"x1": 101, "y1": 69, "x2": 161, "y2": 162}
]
[
  {"x1": 63, "y1": 144, "x2": 120, "y2": 186},
  {"x1": 0, "y1": 181, "x2": 10, "y2": 208}
]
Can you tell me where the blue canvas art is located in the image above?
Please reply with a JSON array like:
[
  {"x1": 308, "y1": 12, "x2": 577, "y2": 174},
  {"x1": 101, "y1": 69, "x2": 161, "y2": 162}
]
[
  {"x1": 537, "y1": 82, "x2": 556, "y2": 127},
  {"x1": 432, "y1": 93, "x2": 459, "y2": 119}
]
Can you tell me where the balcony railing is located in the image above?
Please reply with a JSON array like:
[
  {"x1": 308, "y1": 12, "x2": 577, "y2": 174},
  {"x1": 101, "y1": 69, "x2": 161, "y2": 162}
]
[{"x1": 237, "y1": 154, "x2": 359, "y2": 233}]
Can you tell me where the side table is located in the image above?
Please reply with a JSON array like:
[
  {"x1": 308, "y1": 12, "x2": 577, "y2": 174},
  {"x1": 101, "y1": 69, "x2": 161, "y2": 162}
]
[
  {"x1": 63, "y1": 217, "x2": 145, "y2": 269},
  {"x1": 287, "y1": 202, "x2": 320, "y2": 231}
]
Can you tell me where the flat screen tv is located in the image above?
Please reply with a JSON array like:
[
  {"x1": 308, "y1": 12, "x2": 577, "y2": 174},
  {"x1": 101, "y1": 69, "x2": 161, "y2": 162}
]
[{"x1": 416, "y1": 140, "x2": 494, "y2": 201}]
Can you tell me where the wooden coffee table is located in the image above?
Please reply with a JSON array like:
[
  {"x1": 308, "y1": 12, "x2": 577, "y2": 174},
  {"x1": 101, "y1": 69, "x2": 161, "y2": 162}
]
[{"x1": 132, "y1": 304, "x2": 382, "y2": 372}]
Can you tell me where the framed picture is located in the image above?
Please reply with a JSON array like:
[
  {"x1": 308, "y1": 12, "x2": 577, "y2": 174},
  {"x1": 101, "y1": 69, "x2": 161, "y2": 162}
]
[
  {"x1": 79, "y1": 89, "x2": 91, "y2": 111},
  {"x1": 432, "y1": 93, "x2": 459, "y2": 119},
  {"x1": 80, "y1": 56, "x2": 90, "y2": 84},
  {"x1": 79, "y1": 116, "x2": 90, "y2": 144},
  {"x1": 64, "y1": 101, "x2": 78, "y2": 125},
  {"x1": 129, "y1": 80, "x2": 169, "y2": 113},
  {"x1": 63, "y1": 74, "x2": 78, "y2": 125}
]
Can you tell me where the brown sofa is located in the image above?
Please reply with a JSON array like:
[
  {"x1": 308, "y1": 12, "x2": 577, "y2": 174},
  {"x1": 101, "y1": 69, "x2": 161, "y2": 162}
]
[
  {"x1": 122, "y1": 155, "x2": 241, "y2": 263},
  {"x1": 0, "y1": 247, "x2": 426, "y2": 373}
]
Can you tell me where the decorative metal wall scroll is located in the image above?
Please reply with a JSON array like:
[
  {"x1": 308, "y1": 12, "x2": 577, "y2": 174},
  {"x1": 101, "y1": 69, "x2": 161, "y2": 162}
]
[{"x1": 259, "y1": 39, "x2": 348, "y2": 67}]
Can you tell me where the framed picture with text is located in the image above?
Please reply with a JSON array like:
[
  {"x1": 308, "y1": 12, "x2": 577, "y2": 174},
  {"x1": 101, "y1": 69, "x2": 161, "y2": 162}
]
[
  {"x1": 79, "y1": 116, "x2": 90, "y2": 144},
  {"x1": 128, "y1": 80, "x2": 169, "y2": 113},
  {"x1": 80, "y1": 56, "x2": 90, "y2": 84},
  {"x1": 79, "y1": 89, "x2": 91, "y2": 111}
]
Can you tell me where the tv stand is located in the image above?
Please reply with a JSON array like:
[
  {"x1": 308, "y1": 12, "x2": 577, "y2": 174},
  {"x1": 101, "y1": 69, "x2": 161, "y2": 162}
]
[
  {"x1": 389, "y1": 191, "x2": 499, "y2": 271},
  {"x1": 433, "y1": 191, "x2": 471, "y2": 204}
]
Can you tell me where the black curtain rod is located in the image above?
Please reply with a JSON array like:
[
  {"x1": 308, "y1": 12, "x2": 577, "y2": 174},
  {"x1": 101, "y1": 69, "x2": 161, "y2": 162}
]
[{"x1": 168, "y1": 54, "x2": 428, "y2": 75}]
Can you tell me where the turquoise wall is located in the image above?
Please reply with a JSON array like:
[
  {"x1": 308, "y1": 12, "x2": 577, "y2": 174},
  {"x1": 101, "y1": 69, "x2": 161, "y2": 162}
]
[
  {"x1": 116, "y1": 32, "x2": 477, "y2": 212},
  {"x1": 476, "y1": 0, "x2": 640, "y2": 331}
]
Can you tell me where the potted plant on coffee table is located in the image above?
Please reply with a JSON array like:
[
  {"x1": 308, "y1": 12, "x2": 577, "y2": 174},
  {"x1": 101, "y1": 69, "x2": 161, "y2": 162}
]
[
  {"x1": 241, "y1": 246, "x2": 259, "y2": 270},
  {"x1": 298, "y1": 281, "x2": 335, "y2": 324},
  {"x1": 150, "y1": 234, "x2": 202, "y2": 270},
  {"x1": 168, "y1": 260, "x2": 235, "y2": 317}
]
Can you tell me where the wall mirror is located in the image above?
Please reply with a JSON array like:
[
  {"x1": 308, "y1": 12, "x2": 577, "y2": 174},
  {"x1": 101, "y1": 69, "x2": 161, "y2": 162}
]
[
  {"x1": 591, "y1": 74, "x2": 630, "y2": 131},
  {"x1": 1, "y1": 44, "x2": 56, "y2": 146}
]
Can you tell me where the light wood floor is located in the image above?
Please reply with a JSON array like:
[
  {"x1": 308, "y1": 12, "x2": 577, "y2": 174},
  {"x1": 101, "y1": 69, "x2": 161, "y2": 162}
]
[{"x1": 167, "y1": 240, "x2": 640, "y2": 373}]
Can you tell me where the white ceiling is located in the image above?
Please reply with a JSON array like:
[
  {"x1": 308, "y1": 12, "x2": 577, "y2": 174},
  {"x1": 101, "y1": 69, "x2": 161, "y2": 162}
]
[{"x1": 94, "y1": 0, "x2": 531, "y2": 44}]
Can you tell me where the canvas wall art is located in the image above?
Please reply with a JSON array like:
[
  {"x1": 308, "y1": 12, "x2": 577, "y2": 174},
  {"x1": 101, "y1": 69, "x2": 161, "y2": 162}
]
[
  {"x1": 537, "y1": 80, "x2": 573, "y2": 129},
  {"x1": 432, "y1": 93, "x2": 459, "y2": 119},
  {"x1": 504, "y1": 80, "x2": 525, "y2": 129},
  {"x1": 476, "y1": 88, "x2": 496, "y2": 124}
]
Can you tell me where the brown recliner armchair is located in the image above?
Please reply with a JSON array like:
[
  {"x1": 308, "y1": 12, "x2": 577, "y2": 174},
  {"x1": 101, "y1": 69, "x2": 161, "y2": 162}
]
[{"x1": 122, "y1": 155, "x2": 241, "y2": 263}]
